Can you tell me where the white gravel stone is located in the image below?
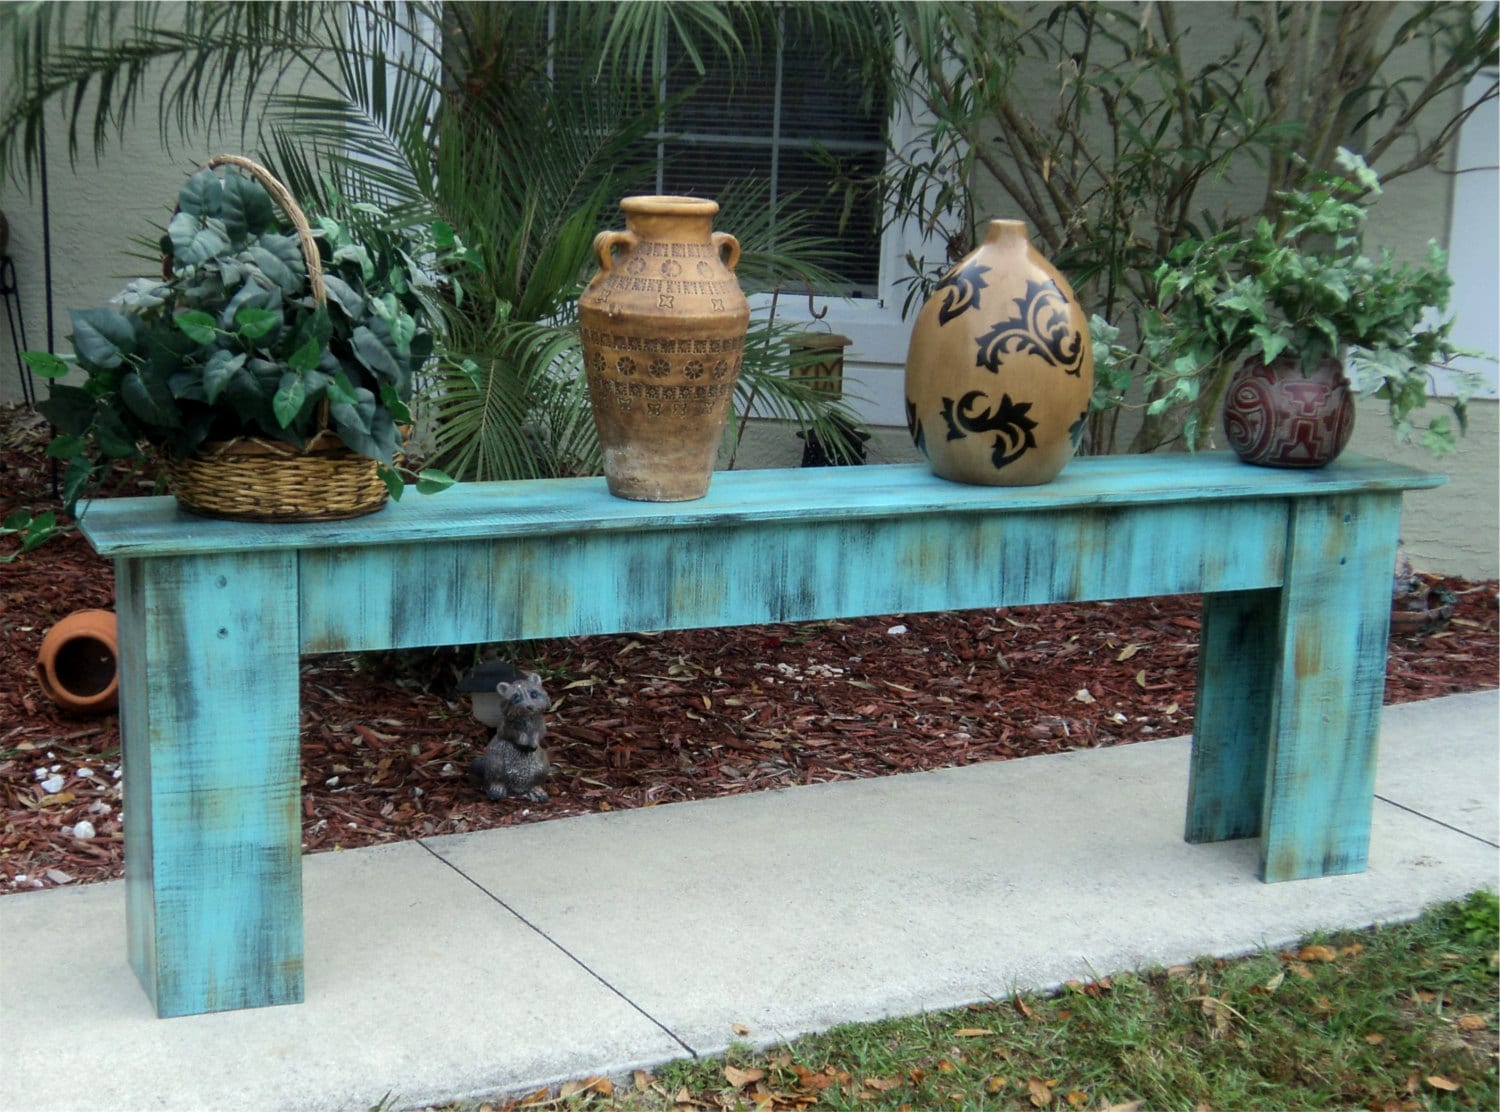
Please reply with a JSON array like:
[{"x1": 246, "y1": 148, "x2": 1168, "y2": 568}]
[
  {"x1": 72, "y1": 820, "x2": 97, "y2": 840},
  {"x1": 44, "y1": 868, "x2": 75, "y2": 885},
  {"x1": 40, "y1": 775, "x2": 65, "y2": 794}
]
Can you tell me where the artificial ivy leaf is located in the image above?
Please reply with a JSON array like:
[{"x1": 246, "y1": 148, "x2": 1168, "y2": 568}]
[
  {"x1": 175, "y1": 310, "x2": 219, "y2": 345},
  {"x1": 379, "y1": 382, "x2": 412, "y2": 425},
  {"x1": 249, "y1": 243, "x2": 303, "y2": 296},
  {"x1": 219, "y1": 277, "x2": 277, "y2": 330},
  {"x1": 235, "y1": 307, "x2": 280, "y2": 341},
  {"x1": 109, "y1": 277, "x2": 172, "y2": 312},
  {"x1": 416, "y1": 468, "x2": 455, "y2": 494},
  {"x1": 325, "y1": 370, "x2": 359, "y2": 407},
  {"x1": 22, "y1": 351, "x2": 70, "y2": 378},
  {"x1": 145, "y1": 324, "x2": 199, "y2": 378},
  {"x1": 333, "y1": 242, "x2": 375, "y2": 281},
  {"x1": 329, "y1": 385, "x2": 381, "y2": 460},
  {"x1": 92, "y1": 406, "x2": 141, "y2": 459},
  {"x1": 45, "y1": 434, "x2": 88, "y2": 460},
  {"x1": 288, "y1": 304, "x2": 333, "y2": 355},
  {"x1": 289, "y1": 336, "x2": 322, "y2": 373},
  {"x1": 377, "y1": 464, "x2": 405, "y2": 500},
  {"x1": 351, "y1": 324, "x2": 402, "y2": 384},
  {"x1": 120, "y1": 369, "x2": 183, "y2": 429},
  {"x1": 69, "y1": 308, "x2": 136, "y2": 368},
  {"x1": 224, "y1": 360, "x2": 277, "y2": 409},
  {"x1": 35, "y1": 384, "x2": 97, "y2": 435},
  {"x1": 202, "y1": 349, "x2": 248, "y2": 405},
  {"x1": 1250, "y1": 325, "x2": 1290, "y2": 366},
  {"x1": 389, "y1": 312, "x2": 416, "y2": 352},
  {"x1": 273, "y1": 371, "x2": 306, "y2": 429},
  {"x1": 257, "y1": 230, "x2": 305, "y2": 265},
  {"x1": 167, "y1": 212, "x2": 231, "y2": 266},
  {"x1": 168, "y1": 370, "x2": 208, "y2": 401},
  {"x1": 177, "y1": 168, "x2": 223, "y2": 217},
  {"x1": 62, "y1": 455, "x2": 95, "y2": 514},
  {"x1": 321, "y1": 273, "x2": 366, "y2": 319},
  {"x1": 220, "y1": 171, "x2": 275, "y2": 238}
]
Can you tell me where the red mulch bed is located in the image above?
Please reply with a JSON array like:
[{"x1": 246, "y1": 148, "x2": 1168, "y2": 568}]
[{"x1": 2, "y1": 403, "x2": 1496, "y2": 892}]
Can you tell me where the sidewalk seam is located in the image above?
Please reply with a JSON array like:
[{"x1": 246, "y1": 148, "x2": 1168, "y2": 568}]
[
  {"x1": 1374, "y1": 794, "x2": 1500, "y2": 849},
  {"x1": 414, "y1": 838, "x2": 700, "y2": 1059}
]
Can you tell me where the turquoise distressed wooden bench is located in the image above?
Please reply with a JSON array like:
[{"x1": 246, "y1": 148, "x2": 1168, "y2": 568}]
[{"x1": 78, "y1": 451, "x2": 1441, "y2": 1017}]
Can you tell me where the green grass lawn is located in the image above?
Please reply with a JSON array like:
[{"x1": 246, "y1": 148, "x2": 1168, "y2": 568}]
[{"x1": 452, "y1": 891, "x2": 1497, "y2": 1112}]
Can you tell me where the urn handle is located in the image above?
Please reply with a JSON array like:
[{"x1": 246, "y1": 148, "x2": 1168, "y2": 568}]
[
  {"x1": 712, "y1": 231, "x2": 741, "y2": 272},
  {"x1": 592, "y1": 230, "x2": 637, "y2": 274}
]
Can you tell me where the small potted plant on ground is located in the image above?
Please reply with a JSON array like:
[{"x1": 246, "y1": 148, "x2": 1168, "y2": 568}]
[
  {"x1": 1128, "y1": 148, "x2": 1481, "y2": 467},
  {"x1": 28, "y1": 155, "x2": 459, "y2": 520}
]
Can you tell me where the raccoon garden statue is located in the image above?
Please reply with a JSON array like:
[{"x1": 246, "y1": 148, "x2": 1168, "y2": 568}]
[{"x1": 466, "y1": 670, "x2": 552, "y2": 803}]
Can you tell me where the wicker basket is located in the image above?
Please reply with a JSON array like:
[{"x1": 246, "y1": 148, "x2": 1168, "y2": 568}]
[{"x1": 162, "y1": 155, "x2": 390, "y2": 522}]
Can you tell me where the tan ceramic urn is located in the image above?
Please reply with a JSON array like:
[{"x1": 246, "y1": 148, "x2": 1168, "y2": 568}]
[
  {"x1": 904, "y1": 219, "x2": 1093, "y2": 485},
  {"x1": 579, "y1": 195, "x2": 751, "y2": 501}
]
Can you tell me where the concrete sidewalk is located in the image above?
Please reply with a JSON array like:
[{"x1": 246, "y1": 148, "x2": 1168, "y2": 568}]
[{"x1": 2, "y1": 690, "x2": 1496, "y2": 1112}]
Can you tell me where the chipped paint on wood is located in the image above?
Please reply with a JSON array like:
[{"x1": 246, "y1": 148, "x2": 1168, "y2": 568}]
[
  {"x1": 1186, "y1": 588, "x2": 1280, "y2": 844},
  {"x1": 1259, "y1": 493, "x2": 1405, "y2": 882},
  {"x1": 116, "y1": 552, "x2": 303, "y2": 1017},
  {"x1": 78, "y1": 454, "x2": 1440, "y2": 1016}
]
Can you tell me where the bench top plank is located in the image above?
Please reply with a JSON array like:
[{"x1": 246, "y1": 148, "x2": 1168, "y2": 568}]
[{"x1": 78, "y1": 451, "x2": 1443, "y2": 559}]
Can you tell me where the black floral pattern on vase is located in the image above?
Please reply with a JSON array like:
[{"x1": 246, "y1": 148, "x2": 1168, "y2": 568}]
[
  {"x1": 974, "y1": 279, "x2": 1086, "y2": 376},
  {"x1": 934, "y1": 262, "x2": 990, "y2": 325},
  {"x1": 939, "y1": 390, "x2": 1038, "y2": 470},
  {"x1": 905, "y1": 397, "x2": 927, "y2": 458},
  {"x1": 1068, "y1": 409, "x2": 1088, "y2": 450}
]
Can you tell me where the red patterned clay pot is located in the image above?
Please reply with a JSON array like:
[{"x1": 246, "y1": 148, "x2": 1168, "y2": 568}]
[
  {"x1": 904, "y1": 219, "x2": 1093, "y2": 486},
  {"x1": 36, "y1": 609, "x2": 118, "y2": 715},
  {"x1": 1222, "y1": 356, "x2": 1355, "y2": 469}
]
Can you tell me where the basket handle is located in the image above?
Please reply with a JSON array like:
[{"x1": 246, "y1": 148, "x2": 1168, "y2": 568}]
[{"x1": 206, "y1": 154, "x2": 326, "y2": 307}]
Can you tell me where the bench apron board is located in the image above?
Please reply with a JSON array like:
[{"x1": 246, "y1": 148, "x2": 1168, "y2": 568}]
[{"x1": 78, "y1": 452, "x2": 1443, "y2": 1017}]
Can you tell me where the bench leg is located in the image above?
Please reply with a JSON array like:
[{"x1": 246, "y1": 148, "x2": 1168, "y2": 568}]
[
  {"x1": 117, "y1": 552, "x2": 303, "y2": 1017},
  {"x1": 1255, "y1": 493, "x2": 1401, "y2": 882},
  {"x1": 1187, "y1": 588, "x2": 1279, "y2": 844}
]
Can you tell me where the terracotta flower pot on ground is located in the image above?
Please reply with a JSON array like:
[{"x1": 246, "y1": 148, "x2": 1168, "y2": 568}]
[{"x1": 36, "y1": 608, "x2": 118, "y2": 715}]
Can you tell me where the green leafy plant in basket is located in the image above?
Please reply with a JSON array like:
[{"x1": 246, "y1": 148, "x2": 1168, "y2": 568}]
[{"x1": 26, "y1": 157, "x2": 462, "y2": 516}]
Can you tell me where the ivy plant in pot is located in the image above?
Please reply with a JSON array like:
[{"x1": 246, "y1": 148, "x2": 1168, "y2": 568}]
[
  {"x1": 1135, "y1": 149, "x2": 1480, "y2": 468},
  {"x1": 27, "y1": 155, "x2": 458, "y2": 520}
]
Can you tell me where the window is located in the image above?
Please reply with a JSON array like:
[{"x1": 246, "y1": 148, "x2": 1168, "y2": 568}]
[{"x1": 642, "y1": 15, "x2": 887, "y2": 298}]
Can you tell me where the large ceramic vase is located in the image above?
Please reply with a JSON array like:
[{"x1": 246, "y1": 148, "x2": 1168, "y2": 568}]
[
  {"x1": 1222, "y1": 356, "x2": 1355, "y2": 468},
  {"x1": 579, "y1": 195, "x2": 751, "y2": 501},
  {"x1": 904, "y1": 219, "x2": 1093, "y2": 486}
]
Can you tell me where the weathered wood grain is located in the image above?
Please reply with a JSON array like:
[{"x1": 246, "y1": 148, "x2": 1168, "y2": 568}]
[
  {"x1": 77, "y1": 453, "x2": 1443, "y2": 559},
  {"x1": 116, "y1": 552, "x2": 303, "y2": 1017},
  {"x1": 1186, "y1": 588, "x2": 1280, "y2": 843},
  {"x1": 1258, "y1": 493, "x2": 1405, "y2": 881},
  {"x1": 79, "y1": 455, "x2": 1441, "y2": 1016},
  {"x1": 297, "y1": 500, "x2": 1291, "y2": 653}
]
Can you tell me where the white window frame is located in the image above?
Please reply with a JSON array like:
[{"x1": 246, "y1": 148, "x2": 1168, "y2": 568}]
[
  {"x1": 741, "y1": 59, "x2": 951, "y2": 427},
  {"x1": 1440, "y1": 57, "x2": 1499, "y2": 401}
]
